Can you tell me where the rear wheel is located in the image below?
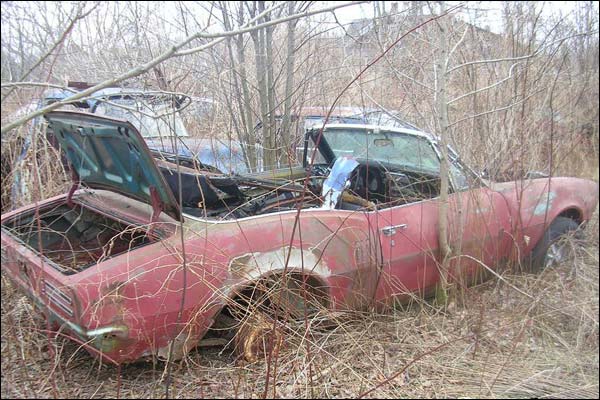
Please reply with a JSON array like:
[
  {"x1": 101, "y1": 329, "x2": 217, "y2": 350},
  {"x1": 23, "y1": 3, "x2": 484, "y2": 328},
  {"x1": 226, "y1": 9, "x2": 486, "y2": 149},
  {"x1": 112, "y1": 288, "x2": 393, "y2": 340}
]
[{"x1": 530, "y1": 217, "x2": 582, "y2": 271}]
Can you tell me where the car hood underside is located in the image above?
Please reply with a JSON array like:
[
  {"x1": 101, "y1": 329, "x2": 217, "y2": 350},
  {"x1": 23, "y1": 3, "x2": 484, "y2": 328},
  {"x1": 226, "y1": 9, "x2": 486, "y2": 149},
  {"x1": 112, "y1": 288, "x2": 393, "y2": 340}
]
[{"x1": 45, "y1": 111, "x2": 181, "y2": 220}]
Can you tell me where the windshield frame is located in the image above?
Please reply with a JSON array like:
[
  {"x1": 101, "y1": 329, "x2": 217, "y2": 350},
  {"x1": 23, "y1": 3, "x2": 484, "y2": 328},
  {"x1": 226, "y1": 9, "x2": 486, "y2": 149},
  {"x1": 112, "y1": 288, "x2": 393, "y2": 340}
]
[{"x1": 308, "y1": 125, "x2": 441, "y2": 174}]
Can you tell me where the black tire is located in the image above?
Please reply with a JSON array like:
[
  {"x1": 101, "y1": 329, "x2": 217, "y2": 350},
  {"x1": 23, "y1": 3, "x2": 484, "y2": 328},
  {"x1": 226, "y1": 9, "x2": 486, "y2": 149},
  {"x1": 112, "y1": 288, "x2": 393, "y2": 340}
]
[{"x1": 529, "y1": 217, "x2": 582, "y2": 272}]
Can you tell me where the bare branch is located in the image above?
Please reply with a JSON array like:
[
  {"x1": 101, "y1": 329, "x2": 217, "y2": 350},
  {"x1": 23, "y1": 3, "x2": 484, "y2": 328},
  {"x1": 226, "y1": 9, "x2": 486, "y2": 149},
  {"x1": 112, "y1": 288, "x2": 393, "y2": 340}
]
[
  {"x1": 1, "y1": 82, "x2": 78, "y2": 90},
  {"x1": 445, "y1": 23, "x2": 469, "y2": 70},
  {"x1": 447, "y1": 89, "x2": 543, "y2": 128},
  {"x1": 0, "y1": 3, "x2": 97, "y2": 103},
  {"x1": 448, "y1": 62, "x2": 522, "y2": 105},
  {"x1": 447, "y1": 31, "x2": 598, "y2": 74},
  {"x1": 175, "y1": 1, "x2": 367, "y2": 56},
  {"x1": 1, "y1": 1, "x2": 365, "y2": 135}
]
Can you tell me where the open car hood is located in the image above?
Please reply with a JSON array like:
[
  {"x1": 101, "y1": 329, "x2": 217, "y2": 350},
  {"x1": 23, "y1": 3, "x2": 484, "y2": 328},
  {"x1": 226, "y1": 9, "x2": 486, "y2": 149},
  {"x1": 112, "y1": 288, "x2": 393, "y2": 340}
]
[{"x1": 45, "y1": 111, "x2": 181, "y2": 221}]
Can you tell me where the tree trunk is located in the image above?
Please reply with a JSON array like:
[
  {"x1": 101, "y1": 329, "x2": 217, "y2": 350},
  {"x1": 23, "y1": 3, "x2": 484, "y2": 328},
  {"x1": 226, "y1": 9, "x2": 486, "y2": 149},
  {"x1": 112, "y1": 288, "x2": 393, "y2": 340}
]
[
  {"x1": 220, "y1": 1, "x2": 257, "y2": 171},
  {"x1": 280, "y1": 2, "x2": 297, "y2": 167},
  {"x1": 265, "y1": 10, "x2": 277, "y2": 168},
  {"x1": 249, "y1": 1, "x2": 273, "y2": 170},
  {"x1": 434, "y1": 4, "x2": 452, "y2": 308}
]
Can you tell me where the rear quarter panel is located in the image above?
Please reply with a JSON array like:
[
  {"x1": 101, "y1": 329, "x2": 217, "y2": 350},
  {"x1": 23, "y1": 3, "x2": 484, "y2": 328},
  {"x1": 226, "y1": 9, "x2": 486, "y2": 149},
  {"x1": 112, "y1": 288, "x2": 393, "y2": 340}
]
[
  {"x1": 184, "y1": 209, "x2": 380, "y2": 311},
  {"x1": 492, "y1": 177, "x2": 598, "y2": 258}
]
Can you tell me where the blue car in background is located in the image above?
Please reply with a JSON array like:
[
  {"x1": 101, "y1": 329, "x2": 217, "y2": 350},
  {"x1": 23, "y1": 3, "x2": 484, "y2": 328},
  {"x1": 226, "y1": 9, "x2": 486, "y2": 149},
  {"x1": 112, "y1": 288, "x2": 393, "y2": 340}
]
[{"x1": 146, "y1": 137, "x2": 250, "y2": 175}]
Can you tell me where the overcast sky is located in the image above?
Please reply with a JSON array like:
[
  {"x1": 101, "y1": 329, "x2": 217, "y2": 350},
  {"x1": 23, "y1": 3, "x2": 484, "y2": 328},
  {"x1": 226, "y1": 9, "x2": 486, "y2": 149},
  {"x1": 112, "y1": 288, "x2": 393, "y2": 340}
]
[{"x1": 325, "y1": 1, "x2": 587, "y2": 34}]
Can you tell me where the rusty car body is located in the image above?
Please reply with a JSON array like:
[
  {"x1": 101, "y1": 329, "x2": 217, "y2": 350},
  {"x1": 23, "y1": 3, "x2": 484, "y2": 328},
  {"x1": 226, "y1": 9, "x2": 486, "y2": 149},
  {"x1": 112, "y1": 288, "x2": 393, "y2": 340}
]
[{"x1": 1, "y1": 111, "x2": 598, "y2": 364}]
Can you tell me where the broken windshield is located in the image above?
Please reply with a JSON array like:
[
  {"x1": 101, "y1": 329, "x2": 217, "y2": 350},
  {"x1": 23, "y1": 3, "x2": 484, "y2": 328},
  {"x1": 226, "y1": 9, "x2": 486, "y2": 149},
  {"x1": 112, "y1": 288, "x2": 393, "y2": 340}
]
[{"x1": 322, "y1": 128, "x2": 440, "y2": 173}]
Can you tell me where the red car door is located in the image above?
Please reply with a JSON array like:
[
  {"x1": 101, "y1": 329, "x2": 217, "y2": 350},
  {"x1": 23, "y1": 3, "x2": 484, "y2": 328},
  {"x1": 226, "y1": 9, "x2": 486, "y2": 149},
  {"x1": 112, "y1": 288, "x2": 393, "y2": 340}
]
[
  {"x1": 371, "y1": 199, "x2": 442, "y2": 303},
  {"x1": 371, "y1": 158, "x2": 513, "y2": 304}
]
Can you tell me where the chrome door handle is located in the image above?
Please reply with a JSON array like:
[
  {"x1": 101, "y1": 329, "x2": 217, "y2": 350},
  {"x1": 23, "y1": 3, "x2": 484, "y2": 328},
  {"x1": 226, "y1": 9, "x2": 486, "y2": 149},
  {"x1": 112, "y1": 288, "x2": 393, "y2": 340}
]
[{"x1": 381, "y1": 224, "x2": 408, "y2": 236}]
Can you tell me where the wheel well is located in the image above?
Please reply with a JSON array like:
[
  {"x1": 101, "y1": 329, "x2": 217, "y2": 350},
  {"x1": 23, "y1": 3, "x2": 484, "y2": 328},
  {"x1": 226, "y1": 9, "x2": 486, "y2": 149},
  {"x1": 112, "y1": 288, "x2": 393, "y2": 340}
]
[
  {"x1": 557, "y1": 208, "x2": 583, "y2": 224},
  {"x1": 218, "y1": 272, "x2": 330, "y2": 323}
]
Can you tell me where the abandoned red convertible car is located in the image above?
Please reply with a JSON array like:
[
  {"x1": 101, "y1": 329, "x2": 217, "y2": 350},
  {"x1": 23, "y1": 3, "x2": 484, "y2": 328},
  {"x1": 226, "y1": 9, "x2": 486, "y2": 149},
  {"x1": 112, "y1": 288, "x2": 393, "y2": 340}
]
[{"x1": 1, "y1": 111, "x2": 597, "y2": 364}]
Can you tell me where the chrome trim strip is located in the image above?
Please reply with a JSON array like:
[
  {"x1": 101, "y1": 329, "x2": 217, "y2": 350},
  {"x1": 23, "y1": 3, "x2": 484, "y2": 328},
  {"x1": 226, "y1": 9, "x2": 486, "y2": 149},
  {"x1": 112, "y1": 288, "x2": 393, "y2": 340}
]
[{"x1": 42, "y1": 281, "x2": 73, "y2": 316}]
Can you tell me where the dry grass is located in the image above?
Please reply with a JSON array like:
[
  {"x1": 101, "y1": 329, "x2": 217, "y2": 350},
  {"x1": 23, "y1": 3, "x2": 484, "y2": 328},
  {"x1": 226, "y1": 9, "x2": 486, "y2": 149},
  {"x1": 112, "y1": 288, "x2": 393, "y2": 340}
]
[{"x1": 1, "y1": 208, "x2": 597, "y2": 398}]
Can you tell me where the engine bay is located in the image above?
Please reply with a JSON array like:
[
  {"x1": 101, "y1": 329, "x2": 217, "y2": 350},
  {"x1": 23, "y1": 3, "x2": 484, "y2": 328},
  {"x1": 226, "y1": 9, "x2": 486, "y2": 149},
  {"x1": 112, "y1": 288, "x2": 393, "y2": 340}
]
[{"x1": 1, "y1": 203, "x2": 156, "y2": 274}]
